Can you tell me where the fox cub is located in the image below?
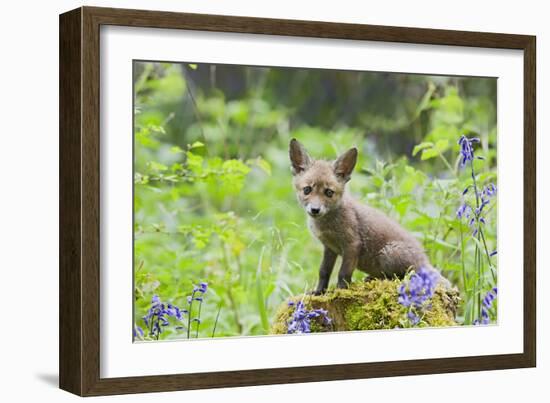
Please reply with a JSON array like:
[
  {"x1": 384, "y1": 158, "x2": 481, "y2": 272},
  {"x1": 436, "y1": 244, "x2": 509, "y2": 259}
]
[{"x1": 289, "y1": 138, "x2": 446, "y2": 295}]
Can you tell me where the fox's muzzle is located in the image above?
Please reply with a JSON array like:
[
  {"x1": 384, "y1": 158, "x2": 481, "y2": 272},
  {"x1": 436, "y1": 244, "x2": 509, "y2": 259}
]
[{"x1": 306, "y1": 203, "x2": 325, "y2": 217}]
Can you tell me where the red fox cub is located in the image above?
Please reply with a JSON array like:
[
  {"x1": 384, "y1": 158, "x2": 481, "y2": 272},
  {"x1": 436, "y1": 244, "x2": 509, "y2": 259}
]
[{"x1": 289, "y1": 138, "x2": 447, "y2": 295}]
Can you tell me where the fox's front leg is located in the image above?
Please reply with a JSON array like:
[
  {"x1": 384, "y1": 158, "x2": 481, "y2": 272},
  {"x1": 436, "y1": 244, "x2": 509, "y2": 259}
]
[
  {"x1": 337, "y1": 245, "x2": 359, "y2": 289},
  {"x1": 313, "y1": 247, "x2": 337, "y2": 295}
]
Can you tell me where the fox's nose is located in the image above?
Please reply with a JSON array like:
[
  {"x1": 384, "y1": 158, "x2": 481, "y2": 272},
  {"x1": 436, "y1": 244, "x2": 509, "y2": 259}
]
[{"x1": 310, "y1": 207, "x2": 320, "y2": 215}]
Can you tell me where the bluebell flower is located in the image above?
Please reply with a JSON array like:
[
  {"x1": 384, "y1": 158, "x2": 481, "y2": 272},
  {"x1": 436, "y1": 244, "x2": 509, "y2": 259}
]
[
  {"x1": 398, "y1": 267, "x2": 440, "y2": 309},
  {"x1": 483, "y1": 183, "x2": 497, "y2": 198},
  {"x1": 397, "y1": 284, "x2": 411, "y2": 307},
  {"x1": 407, "y1": 311, "x2": 420, "y2": 326},
  {"x1": 193, "y1": 282, "x2": 208, "y2": 294},
  {"x1": 185, "y1": 281, "x2": 209, "y2": 339},
  {"x1": 456, "y1": 203, "x2": 472, "y2": 220},
  {"x1": 457, "y1": 187, "x2": 493, "y2": 236},
  {"x1": 489, "y1": 250, "x2": 498, "y2": 257},
  {"x1": 398, "y1": 267, "x2": 441, "y2": 326},
  {"x1": 133, "y1": 325, "x2": 144, "y2": 339},
  {"x1": 142, "y1": 294, "x2": 187, "y2": 339},
  {"x1": 287, "y1": 300, "x2": 332, "y2": 334},
  {"x1": 458, "y1": 135, "x2": 480, "y2": 167},
  {"x1": 474, "y1": 288, "x2": 498, "y2": 326}
]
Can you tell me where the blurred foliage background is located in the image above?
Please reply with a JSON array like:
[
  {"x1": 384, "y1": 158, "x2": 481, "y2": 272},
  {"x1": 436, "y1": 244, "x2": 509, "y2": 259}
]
[{"x1": 133, "y1": 61, "x2": 497, "y2": 340}]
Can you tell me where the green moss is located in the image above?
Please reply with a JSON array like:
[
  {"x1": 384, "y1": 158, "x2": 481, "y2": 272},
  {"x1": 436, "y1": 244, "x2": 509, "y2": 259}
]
[{"x1": 270, "y1": 279, "x2": 460, "y2": 334}]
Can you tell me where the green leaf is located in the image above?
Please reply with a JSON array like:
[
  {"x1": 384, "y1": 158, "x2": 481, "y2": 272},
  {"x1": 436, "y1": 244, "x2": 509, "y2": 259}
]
[
  {"x1": 170, "y1": 145, "x2": 184, "y2": 154},
  {"x1": 147, "y1": 161, "x2": 168, "y2": 172},
  {"x1": 188, "y1": 64, "x2": 198, "y2": 70},
  {"x1": 189, "y1": 141, "x2": 205, "y2": 149},
  {"x1": 435, "y1": 139, "x2": 449, "y2": 153},
  {"x1": 412, "y1": 142, "x2": 434, "y2": 156},
  {"x1": 413, "y1": 81, "x2": 436, "y2": 119},
  {"x1": 248, "y1": 157, "x2": 272, "y2": 176},
  {"x1": 421, "y1": 148, "x2": 439, "y2": 160}
]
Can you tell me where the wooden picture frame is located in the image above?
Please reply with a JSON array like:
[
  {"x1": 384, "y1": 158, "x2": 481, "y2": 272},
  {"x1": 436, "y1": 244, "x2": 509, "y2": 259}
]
[{"x1": 59, "y1": 6, "x2": 536, "y2": 396}]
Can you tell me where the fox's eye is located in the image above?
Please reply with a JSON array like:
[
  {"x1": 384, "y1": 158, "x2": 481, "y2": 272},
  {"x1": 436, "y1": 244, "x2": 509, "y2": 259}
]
[
  {"x1": 324, "y1": 189, "x2": 334, "y2": 198},
  {"x1": 303, "y1": 186, "x2": 312, "y2": 195}
]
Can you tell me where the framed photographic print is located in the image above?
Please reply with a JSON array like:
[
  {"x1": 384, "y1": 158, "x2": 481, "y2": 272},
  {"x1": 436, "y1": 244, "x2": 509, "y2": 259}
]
[{"x1": 59, "y1": 6, "x2": 536, "y2": 396}]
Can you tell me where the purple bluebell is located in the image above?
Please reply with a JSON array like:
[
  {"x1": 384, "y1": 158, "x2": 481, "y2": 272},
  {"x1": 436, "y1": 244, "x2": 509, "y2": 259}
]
[
  {"x1": 407, "y1": 311, "x2": 420, "y2": 326},
  {"x1": 456, "y1": 203, "x2": 472, "y2": 220},
  {"x1": 398, "y1": 267, "x2": 441, "y2": 326},
  {"x1": 142, "y1": 294, "x2": 187, "y2": 339},
  {"x1": 133, "y1": 325, "x2": 144, "y2": 339},
  {"x1": 483, "y1": 183, "x2": 497, "y2": 198},
  {"x1": 474, "y1": 288, "x2": 498, "y2": 325},
  {"x1": 458, "y1": 135, "x2": 480, "y2": 167},
  {"x1": 186, "y1": 281, "x2": 209, "y2": 339},
  {"x1": 287, "y1": 300, "x2": 332, "y2": 334},
  {"x1": 193, "y1": 282, "x2": 208, "y2": 294},
  {"x1": 398, "y1": 267, "x2": 440, "y2": 309},
  {"x1": 397, "y1": 284, "x2": 411, "y2": 307}
]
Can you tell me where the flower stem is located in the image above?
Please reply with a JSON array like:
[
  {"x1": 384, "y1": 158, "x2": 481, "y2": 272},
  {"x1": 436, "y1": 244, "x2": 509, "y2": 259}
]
[
  {"x1": 438, "y1": 153, "x2": 457, "y2": 178},
  {"x1": 478, "y1": 227, "x2": 497, "y2": 284},
  {"x1": 186, "y1": 290, "x2": 196, "y2": 339},
  {"x1": 459, "y1": 224, "x2": 467, "y2": 296},
  {"x1": 195, "y1": 299, "x2": 203, "y2": 338},
  {"x1": 212, "y1": 305, "x2": 222, "y2": 338}
]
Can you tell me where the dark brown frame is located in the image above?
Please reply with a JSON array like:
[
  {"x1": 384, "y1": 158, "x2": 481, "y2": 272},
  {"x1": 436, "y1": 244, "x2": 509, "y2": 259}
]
[{"x1": 60, "y1": 6, "x2": 536, "y2": 396}]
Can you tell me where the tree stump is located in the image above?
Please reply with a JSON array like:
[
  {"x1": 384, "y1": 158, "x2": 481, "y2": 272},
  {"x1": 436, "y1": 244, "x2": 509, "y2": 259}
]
[{"x1": 271, "y1": 279, "x2": 460, "y2": 334}]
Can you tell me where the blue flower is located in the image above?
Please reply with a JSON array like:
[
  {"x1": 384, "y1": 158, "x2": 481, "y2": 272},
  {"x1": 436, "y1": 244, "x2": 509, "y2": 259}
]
[
  {"x1": 458, "y1": 135, "x2": 480, "y2": 167},
  {"x1": 397, "y1": 284, "x2": 411, "y2": 307},
  {"x1": 185, "y1": 281, "x2": 210, "y2": 339},
  {"x1": 398, "y1": 267, "x2": 441, "y2": 326},
  {"x1": 287, "y1": 300, "x2": 332, "y2": 334},
  {"x1": 456, "y1": 203, "x2": 472, "y2": 220},
  {"x1": 193, "y1": 282, "x2": 208, "y2": 294},
  {"x1": 398, "y1": 267, "x2": 440, "y2": 309},
  {"x1": 133, "y1": 325, "x2": 144, "y2": 339},
  {"x1": 407, "y1": 311, "x2": 420, "y2": 326},
  {"x1": 474, "y1": 288, "x2": 498, "y2": 325},
  {"x1": 483, "y1": 183, "x2": 497, "y2": 198},
  {"x1": 142, "y1": 295, "x2": 187, "y2": 339}
]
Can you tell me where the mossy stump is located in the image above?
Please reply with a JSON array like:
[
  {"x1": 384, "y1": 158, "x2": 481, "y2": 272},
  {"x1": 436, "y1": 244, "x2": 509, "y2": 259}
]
[{"x1": 271, "y1": 279, "x2": 460, "y2": 334}]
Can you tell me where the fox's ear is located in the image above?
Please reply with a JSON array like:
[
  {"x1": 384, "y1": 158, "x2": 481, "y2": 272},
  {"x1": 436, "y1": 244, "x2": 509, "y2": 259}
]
[
  {"x1": 333, "y1": 147, "x2": 358, "y2": 182},
  {"x1": 289, "y1": 138, "x2": 312, "y2": 175}
]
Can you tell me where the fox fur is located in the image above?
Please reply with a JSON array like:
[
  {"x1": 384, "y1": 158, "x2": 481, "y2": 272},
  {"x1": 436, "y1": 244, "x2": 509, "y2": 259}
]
[{"x1": 289, "y1": 138, "x2": 446, "y2": 295}]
